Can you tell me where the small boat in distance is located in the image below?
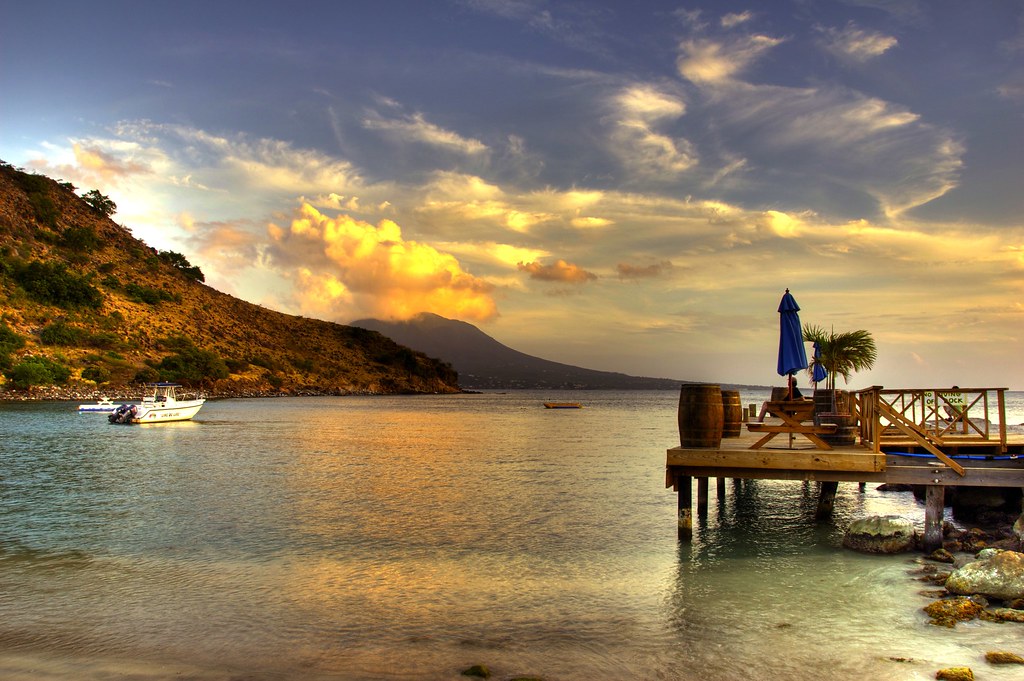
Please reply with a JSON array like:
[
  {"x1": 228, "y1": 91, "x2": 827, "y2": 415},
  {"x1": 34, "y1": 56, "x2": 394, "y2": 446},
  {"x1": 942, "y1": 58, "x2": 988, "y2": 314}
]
[
  {"x1": 543, "y1": 402, "x2": 583, "y2": 409},
  {"x1": 78, "y1": 396, "x2": 116, "y2": 413},
  {"x1": 109, "y1": 383, "x2": 205, "y2": 424}
]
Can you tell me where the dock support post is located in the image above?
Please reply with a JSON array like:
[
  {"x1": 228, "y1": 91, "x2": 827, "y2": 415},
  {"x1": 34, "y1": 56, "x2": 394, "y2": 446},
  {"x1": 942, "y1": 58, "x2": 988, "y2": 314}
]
[
  {"x1": 717, "y1": 477, "x2": 726, "y2": 499},
  {"x1": 816, "y1": 481, "x2": 839, "y2": 519},
  {"x1": 697, "y1": 477, "x2": 709, "y2": 516},
  {"x1": 923, "y1": 486, "x2": 945, "y2": 553},
  {"x1": 677, "y1": 475, "x2": 692, "y2": 540}
]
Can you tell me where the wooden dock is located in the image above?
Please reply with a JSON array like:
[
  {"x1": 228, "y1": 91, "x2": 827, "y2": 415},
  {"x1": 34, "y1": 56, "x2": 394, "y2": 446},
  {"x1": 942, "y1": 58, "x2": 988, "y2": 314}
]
[{"x1": 667, "y1": 386, "x2": 1024, "y2": 552}]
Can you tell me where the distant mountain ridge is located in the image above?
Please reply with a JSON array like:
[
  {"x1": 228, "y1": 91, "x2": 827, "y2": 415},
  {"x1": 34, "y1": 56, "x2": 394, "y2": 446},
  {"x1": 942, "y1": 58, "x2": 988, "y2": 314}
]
[{"x1": 351, "y1": 313, "x2": 684, "y2": 390}]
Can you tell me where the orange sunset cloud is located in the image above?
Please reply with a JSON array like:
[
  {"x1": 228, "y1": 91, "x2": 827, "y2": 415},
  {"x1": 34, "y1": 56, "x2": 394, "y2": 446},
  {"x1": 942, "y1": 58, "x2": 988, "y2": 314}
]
[
  {"x1": 518, "y1": 259, "x2": 597, "y2": 283},
  {"x1": 269, "y1": 203, "x2": 497, "y2": 321}
]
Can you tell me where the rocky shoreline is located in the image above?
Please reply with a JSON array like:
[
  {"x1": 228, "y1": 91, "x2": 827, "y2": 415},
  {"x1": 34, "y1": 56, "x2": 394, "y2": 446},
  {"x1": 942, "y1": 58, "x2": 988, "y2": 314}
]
[{"x1": 0, "y1": 384, "x2": 469, "y2": 401}]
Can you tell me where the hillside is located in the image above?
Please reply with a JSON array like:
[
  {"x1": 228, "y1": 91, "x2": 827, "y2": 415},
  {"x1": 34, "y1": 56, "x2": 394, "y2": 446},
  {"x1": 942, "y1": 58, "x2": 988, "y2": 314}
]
[
  {"x1": 0, "y1": 162, "x2": 460, "y2": 396},
  {"x1": 352, "y1": 313, "x2": 684, "y2": 390}
]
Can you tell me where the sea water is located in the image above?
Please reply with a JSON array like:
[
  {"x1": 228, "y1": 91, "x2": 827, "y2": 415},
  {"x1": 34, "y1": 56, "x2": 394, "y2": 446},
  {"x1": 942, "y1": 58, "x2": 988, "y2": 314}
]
[{"x1": 1, "y1": 390, "x2": 1022, "y2": 681}]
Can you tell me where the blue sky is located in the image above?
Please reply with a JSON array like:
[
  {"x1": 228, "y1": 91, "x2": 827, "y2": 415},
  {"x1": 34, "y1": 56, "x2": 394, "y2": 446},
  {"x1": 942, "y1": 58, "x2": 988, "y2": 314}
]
[{"x1": 2, "y1": 0, "x2": 1023, "y2": 388}]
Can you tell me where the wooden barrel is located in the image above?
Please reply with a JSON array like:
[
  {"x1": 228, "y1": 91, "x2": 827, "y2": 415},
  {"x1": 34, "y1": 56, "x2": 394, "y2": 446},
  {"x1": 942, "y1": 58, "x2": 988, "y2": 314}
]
[
  {"x1": 678, "y1": 384, "x2": 724, "y2": 448},
  {"x1": 818, "y1": 413, "x2": 857, "y2": 446},
  {"x1": 813, "y1": 389, "x2": 855, "y2": 445},
  {"x1": 721, "y1": 389, "x2": 742, "y2": 438}
]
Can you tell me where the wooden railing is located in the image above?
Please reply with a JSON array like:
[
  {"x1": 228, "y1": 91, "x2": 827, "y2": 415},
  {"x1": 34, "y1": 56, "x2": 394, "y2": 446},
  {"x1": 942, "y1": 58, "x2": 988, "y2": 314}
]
[{"x1": 854, "y1": 387, "x2": 1008, "y2": 462}]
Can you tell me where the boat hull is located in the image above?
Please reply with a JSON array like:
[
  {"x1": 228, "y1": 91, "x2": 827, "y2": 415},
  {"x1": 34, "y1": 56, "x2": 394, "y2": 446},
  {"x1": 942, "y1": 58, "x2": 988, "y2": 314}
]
[
  {"x1": 78, "y1": 404, "x2": 116, "y2": 413},
  {"x1": 132, "y1": 399, "x2": 205, "y2": 423}
]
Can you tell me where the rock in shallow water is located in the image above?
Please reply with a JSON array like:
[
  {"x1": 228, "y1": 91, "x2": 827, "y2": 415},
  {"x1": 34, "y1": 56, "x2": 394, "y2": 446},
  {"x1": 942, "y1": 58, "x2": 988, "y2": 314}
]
[
  {"x1": 923, "y1": 597, "x2": 985, "y2": 627},
  {"x1": 945, "y1": 550, "x2": 1024, "y2": 601},
  {"x1": 843, "y1": 515, "x2": 917, "y2": 554}
]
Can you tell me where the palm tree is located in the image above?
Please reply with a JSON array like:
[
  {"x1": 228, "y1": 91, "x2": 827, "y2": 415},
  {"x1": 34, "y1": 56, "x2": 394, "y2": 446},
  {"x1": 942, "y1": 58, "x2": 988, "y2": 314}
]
[{"x1": 802, "y1": 324, "x2": 877, "y2": 393}]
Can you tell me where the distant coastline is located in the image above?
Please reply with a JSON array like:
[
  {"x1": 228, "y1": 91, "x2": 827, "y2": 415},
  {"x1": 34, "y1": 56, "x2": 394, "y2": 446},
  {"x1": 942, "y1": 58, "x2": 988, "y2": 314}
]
[{"x1": 0, "y1": 382, "x2": 773, "y2": 402}]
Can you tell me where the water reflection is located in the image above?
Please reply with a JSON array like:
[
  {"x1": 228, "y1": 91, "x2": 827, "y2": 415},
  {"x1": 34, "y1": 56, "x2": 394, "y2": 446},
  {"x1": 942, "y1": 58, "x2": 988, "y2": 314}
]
[{"x1": 2, "y1": 393, "x2": 1023, "y2": 680}]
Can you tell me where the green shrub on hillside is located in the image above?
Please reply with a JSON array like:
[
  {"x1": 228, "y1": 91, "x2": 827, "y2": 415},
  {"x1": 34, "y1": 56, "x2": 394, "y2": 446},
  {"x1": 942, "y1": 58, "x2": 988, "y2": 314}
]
[
  {"x1": 29, "y1": 194, "x2": 59, "y2": 227},
  {"x1": 5, "y1": 356, "x2": 71, "y2": 389},
  {"x1": 59, "y1": 225, "x2": 101, "y2": 252},
  {"x1": 40, "y1": 320, "x2": 86, "y2": 346},
  {"x1": 82, "y1": 364, "x2": 111, "y2": 384},
  {"x1": 225, "y1": 357, "x2": 249, "y2": 373},
  {"x1": 157, "y1": 250, "x2": 205, "y2": 282},
  {"x1": 10, "y1": 171, "x2": 60, "y2": 227},
  {"x1": 0, "y1": 321, "x2": 25, "y2": 370},
  {"x1": 151, "y1": 336, "x2": 228, "y2": 384},
  {"x1": 133, "y1": 366, "x2": 160, "y2": 384},
  {"x1": 13, "y1": 260, "x2": 103, "y2": 309},
  {"x1": 124, "y1": 283, "x2": 178, "y2": 305},
  {"x1": 0, "y1": 321, "x2": 24, "y2": 353}
]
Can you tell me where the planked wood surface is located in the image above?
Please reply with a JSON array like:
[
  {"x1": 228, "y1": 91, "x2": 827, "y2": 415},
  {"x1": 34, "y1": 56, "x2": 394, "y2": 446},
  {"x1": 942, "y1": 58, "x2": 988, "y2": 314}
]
[{"x1": 666, "y1": 446, "x2": 885, "y2": 473}]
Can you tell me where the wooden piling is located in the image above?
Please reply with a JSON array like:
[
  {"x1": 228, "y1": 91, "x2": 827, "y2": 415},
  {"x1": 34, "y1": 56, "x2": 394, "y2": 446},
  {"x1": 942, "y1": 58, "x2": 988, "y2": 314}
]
[
  {"x1": 677, "y1": 474, "x2": 692, "y2": 539},
  {"x1": 697, "y1": 477, "x2": 709, "y2": 516},
  {"x1": 717, "y1": 476, "x2": 726, "y2": 499},
  {"x1": 923, "y1": 486, "x2": 945, "y2": 552},
  {"x1": 816, "y1": 481, "x2": 839, "y2": 518}
]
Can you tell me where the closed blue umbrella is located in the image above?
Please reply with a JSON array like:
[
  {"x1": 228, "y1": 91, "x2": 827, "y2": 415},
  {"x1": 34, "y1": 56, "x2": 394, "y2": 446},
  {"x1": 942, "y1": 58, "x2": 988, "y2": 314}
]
[
  {"x1": 777, "y1": 289, "x2": 808, "y2": 397},
  {"x1": 812, "y1": 341, "x2": 828, "y2": 385}
]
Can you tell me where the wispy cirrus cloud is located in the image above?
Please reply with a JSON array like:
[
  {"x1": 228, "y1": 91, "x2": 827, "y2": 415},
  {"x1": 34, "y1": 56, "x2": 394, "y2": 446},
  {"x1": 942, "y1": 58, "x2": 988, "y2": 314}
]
[
  {"x1": 608, "y1": 85, "x2": 696, "y2": 179},
  {"x1": 362, "y1": 111, "x2": 488, "y2": 155},
  {"x1": 672, "y1": 20, "x2": 961, "y2": 217},
  {"x1": 818, "y1": 22, "x2": 898, "y2": 62},
  {"x1": 676, "y1": 34, "x2": 784, "y2": 84}
]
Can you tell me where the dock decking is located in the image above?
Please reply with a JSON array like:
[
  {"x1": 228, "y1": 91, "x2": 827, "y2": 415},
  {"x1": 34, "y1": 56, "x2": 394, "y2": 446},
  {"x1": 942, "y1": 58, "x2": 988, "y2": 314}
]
[{"x1": 667, "y1": 386, "x2": 1024, "y2": 552}]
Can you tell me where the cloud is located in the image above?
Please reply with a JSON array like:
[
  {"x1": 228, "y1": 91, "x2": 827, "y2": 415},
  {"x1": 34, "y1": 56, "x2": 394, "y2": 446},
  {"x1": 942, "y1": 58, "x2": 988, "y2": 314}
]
[
  {"x1": 570, "y1": 216, "x2": 613, "y2": 228},
  {"x1": 183, "y1": 214, "x2": 262, "y2": 274},
  {"x1": 617, "y1": 261, "x2": 672, "y2": 279},
  {"x1": 677, "y1": 51, "x2": 961, "y2": 216},
  {"x1": 818, "y1": 23, "x2": 898, "y2": 62},
  {"x1": 363, "y1": 111, "x2": 488, "y2": 155},
  {"x1": 609, "y1": 85, "x2": 696, "y2": 178},
  {"x1": 415, "y1": 171, "x2": 557, "y2": 235},
  {"x1": 721, "y1": 11, "x2": 753, "y2": 29},
  {"x1": 71, "y1": 143, "x2": 152, "y2": 181},
  {"x1": 676, "y1": 34, "x2": 784, "y2": 84},
  {"x1": 518, "y1": 259, "x2": 597, "y2": 283},
  {"x1": 268, "y1": 203, "x2": 497, "y2": 322}
]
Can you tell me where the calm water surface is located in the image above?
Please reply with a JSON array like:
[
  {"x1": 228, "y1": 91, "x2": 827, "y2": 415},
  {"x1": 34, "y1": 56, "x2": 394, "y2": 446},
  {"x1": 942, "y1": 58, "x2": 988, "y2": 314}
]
[{"x1": 1, "y1": 390, "x2": 1022, "y2": 680}]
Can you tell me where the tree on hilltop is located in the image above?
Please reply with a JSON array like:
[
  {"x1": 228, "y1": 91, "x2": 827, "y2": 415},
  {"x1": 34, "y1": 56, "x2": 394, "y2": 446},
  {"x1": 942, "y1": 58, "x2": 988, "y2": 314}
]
[{"x1": 81, "y1": 189, "x2": 117, "y2": 217}]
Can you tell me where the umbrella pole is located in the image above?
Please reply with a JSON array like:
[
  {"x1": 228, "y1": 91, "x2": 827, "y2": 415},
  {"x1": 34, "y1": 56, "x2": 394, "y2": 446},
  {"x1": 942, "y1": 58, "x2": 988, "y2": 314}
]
[{"x1": 788, "y1": 374, "x2": 795, "y2": 448}]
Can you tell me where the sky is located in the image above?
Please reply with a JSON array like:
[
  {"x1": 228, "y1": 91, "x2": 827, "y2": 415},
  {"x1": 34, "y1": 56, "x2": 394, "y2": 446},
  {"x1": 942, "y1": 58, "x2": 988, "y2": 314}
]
[{"x1": 2, "y1": 0, "x2": 1022, "y2": 390}]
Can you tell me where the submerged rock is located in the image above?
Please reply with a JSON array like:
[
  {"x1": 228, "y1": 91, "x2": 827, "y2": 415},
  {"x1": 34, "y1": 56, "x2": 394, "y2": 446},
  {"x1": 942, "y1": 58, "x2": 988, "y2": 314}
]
[
  {"x1": 462, "y1": 665, "x2": 491, "y2": 678},
  {"x1": 980, "y1": 608, "x2": 1024, "y2": 623},
  {"x1": 945, "y1": 550, "x2": 1024, "y2": 601},
  {"x1": 843, "y1": 515, "x2": 917, "y2": 554},
  {"x1": 935, "y1": 667, "x2": 974, "y2": 681},
  {"x1": 985, "y1": 651, "x2": 1024, "y2": 664},
  {"x1": 923, "y1": 597, "x2": 985, "y2": 627}
]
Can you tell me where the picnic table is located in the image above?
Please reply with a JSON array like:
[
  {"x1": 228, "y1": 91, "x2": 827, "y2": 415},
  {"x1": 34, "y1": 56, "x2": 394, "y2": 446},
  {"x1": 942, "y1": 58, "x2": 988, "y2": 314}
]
[{"x1": 746, "y1": 400, "x2": 837, "y2": 450}]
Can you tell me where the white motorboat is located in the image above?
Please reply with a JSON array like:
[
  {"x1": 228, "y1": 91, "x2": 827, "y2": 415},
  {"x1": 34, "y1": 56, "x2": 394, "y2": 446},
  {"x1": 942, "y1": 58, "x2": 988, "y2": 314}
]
[
  {"x1": 78, "y1": 396, "x2": 116, "y2": 412},
  {"x1": 109, "y1": 383, "x2": 205, "y2": 424}
]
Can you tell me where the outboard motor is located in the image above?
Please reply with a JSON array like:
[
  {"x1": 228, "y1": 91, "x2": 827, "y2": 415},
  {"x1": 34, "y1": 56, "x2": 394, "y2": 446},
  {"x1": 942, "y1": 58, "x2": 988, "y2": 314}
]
[{"x1": 109, "y1": 404, "x2": 137, "y2": 424}]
